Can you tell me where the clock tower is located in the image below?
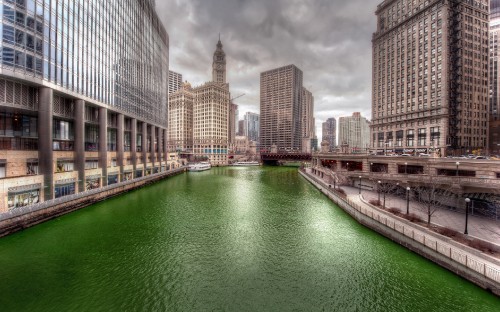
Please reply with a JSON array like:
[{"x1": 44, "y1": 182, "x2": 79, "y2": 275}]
[{"x1": 212, "y1": 37, "x2": 226, "y2": 84}]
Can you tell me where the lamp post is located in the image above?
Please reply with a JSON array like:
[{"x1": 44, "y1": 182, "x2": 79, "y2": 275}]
[
  {"x1": 346, "y1": 162, "x2": 349, "y2": 171},
  {"x1": 377, "y1": 180, "x2": 381, "y2": 203},
  {"x1": 370, "y1": 162, "x2": 374, "y2": 173},
  {"x1": 464, "y1": 198, "x2": 470, "y2": 235},
  {"x1": 455, "y1": 161, "x2": 460, "y2": 177},
  {"x1": 358, "y1": 176, "x2": 362, "y2": 194},
  {"x1": 406, "y1": 187, "x2": 410, "y2": 214},
  {"x1": 405, "y1": 162, "x2": 408, "y2": 174},
  {"x1": 333, "y1": 177, "x2": 336, "y2": 190}
]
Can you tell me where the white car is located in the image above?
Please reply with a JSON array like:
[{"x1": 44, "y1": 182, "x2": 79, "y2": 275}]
[
  {"x1": 419, "y1": 153, "x2": 430, "y2": 157},
  {"x1": 400, "y1": 154, "x2": 411, "y2": 157}
]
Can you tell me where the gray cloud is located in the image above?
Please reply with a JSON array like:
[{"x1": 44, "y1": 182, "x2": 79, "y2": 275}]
[{"x1": 156, "y1": 0, "x2": 380, "y2": 138}]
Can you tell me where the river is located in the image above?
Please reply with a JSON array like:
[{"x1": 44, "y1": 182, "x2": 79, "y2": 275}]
[{"x1": 0, "y1": 167, "x2": 498, "y2": 311}]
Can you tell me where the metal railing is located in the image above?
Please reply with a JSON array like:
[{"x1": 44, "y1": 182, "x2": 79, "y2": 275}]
[
  {"x1": 0, "y1": 167, "x2": 186, "y2": 223},
  {"x1": 300, "y1": 169, "x2": 500, "y2": 285}
]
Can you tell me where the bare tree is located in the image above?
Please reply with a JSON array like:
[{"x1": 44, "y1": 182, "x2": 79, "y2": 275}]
[
  {"x1": 375, "y1": 180, "x2": 400, "y2": 209},
  {"x1": 412, "y1": 176, "x2": 455, "y2": 225}
]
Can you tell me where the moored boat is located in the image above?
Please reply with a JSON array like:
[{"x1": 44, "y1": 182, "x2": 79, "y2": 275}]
[
  {"x1": 232, "y1": 161, "x2": 260, "y2": 166},
  {"x1": 188, "y1": 162, "x2": 212, "y2": 172}
]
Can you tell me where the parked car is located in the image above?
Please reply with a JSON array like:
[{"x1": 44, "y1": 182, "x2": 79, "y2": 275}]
[
  {"x1": 474, "y1": 156, "x2": 487, "y2": 160},
  {"x1": 400, "y1": 154, "x2": 411, "y2": 157},
  {"x1": 418, "y1": 153, "x2": 430, "y2": 157}
]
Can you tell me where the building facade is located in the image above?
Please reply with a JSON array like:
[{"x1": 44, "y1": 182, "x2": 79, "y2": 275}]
[
  {"x1": 260, "y1": 64, "x2": 303, "y2": 152},
  {"x1": 322, "y1": 118, "x2": 337, "y2": 152},
  {"x1": 167, "y1": 82, "x2": 194, "y2": 153},
  {"x1": 371, "y1": 0, "x2": 489, "y2": 156},
  {"x1": 243, "y1": 112, "x2": 260, "y2": 143},
  {"x1": 338, "y1": 113, "x2": 370, "y2": 154},
  {"x1": 490, "y1": 0, "x2": 500, "y2": 156},
  {"x1": 0, "y1": 0, "x2": 169, "y2": 212},
  {"x1": 168, "y1": 70, "x2": 182, "y2": 95},
  {"x1": 302, "y1": 87, "x2": 315, "y2": 153},
  {"x1": 229, "y1": 103, "x2": 238, "y2": 146}
]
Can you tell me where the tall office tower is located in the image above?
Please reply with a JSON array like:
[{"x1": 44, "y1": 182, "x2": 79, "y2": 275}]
[
  {"x1": 301, "y1": 87, "x2": 315, "y2": 153},
  {"x1": 338, "y1": 113, "x2": 371, "y2": 154},
  {"x1": 228, "y1": 103, "x2": 238, "y2": 145},
  {"x1": 322, "y1": 118, "x2": 337, "y2": 152},
  {"x1": 244, "y1": 112, "x2": 260, "y2": 142},
  {"x1": 238, "y1": 120, "x2": 245, "y2": 136},
  {"x1": 168, "y1": 71, "x2": 183, "y2": 95},
  {"x1": 212, "y1": 38, "x2": 226, "y2": 84},
  {"x1": 167, "y1": 82, "x2": 194, "y2": 153},
  {"x1": 192, "y1": 39, "x2": 230, "y2": 165},
  {"x1": 0, "y1": 0, "x2": 168, "y2": 212},
  {"x1": 260, "y1": 65, "x2": 303, "y2": 152},
  {"x1": 490, "y1": 0, "x2": 500, "y2": 155},
  {"x1": 372, "y1": 0, "x2": 489, "y2": 156}
]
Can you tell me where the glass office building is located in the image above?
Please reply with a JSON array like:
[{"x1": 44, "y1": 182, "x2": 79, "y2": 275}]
[{"x1": 0, "y1": 0, "x2": 169, "y2": 212}]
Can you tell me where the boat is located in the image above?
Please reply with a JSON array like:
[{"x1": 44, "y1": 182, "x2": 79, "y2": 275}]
[
  {"x1": 232, "y1": 161, "x2": 260, "y2": 166},
  {"x1": 188, "y1": 162, "x2": 212, "y2": 172}
]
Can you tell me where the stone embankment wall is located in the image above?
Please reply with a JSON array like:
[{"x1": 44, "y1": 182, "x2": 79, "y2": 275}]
[
  {"x1": 299, "y1": 170, "x2": 500, "y2": 296},
  {"x1": 0, "y1": 168, "x2": 186, "y2": 238}
]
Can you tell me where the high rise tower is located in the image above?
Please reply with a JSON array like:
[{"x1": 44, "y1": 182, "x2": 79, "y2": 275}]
[{"x1": 212, "y1": 38, "x2": 226, "y2": 84}]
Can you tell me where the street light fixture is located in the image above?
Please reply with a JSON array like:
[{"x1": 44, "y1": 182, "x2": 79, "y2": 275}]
[
  {"x1": 405, "y1": 162, "x2": 408, "y2": 174},
  {"x1": 358, "y1": 176, "x2": 362, "y2": 194},
  {"x1": 464, "y1": 198, "x2": 471, "y2": 235},
  {"x1": 377, "y1": 180, "x2": 381, "y2": 203},
  {"x1": 346, "y1": 162, "x2": 349, "y2": 171},
  {"x1": 406, "y1": 187, "x2": 411, "y2": 214},
  {"x1": 370, "y1": 162, "x2": 374, "y2": 173},
  {"x1": 456, "y1": 161, "x2": 460, "y2": 177}
]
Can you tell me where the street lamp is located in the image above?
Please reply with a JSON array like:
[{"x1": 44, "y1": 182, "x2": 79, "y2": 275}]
[
  {"x1": 406, "y1": 187, "x2": 411, "y2": 214},
  {"x1": 358, "y1": 176, "x2": 362, "y2": 194},
  {"x1": 377, "y1": 180, "x2": 381, "y2": 203},
  {"x1": 456, "y1": 161, "x2": 460, "y2": 177},
  {"x1": 370, "y1": 162, "x2": 374, "y2": 173},
  {"x1": 464, "y1": 198, "x2": 471, "y2": 235},
  {"x1": 346, "y1": 162, "x2": 349, "y2": 171},
  {"x1": 405, "y1": 162, "x2": 408, "y2": 174}
]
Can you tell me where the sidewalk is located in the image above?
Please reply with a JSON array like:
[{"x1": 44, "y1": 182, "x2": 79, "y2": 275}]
[{"x1": 308, "y1": 169, "x2": 500, "y2": 246}]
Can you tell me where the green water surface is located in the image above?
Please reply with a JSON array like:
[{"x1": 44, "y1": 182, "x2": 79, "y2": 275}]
[{"x1": 0, "y1": 167, "x2": 498, "y2": 311}]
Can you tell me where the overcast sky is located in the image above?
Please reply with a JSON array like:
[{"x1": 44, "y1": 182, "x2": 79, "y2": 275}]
[{"x1": 156, "y1": 0, "x2": 381, "y2": 139}]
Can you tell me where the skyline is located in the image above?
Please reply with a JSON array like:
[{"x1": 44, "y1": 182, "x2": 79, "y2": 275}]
[{"x1": 156, "y1": 0, "x2": 381, "y2": 138}]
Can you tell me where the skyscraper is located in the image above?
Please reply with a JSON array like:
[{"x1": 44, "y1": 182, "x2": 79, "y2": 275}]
[
  {"x1": 322, "y1": 118, "x2": 337, "y2": 151},
  {"x1": 490, "y1": 0, "x2": 500, "y2": 155},
  {"x1": 0, "y1": 0, "x2": 168, "y2": 212},
  {"x1": 168, "y1": 71, "x2": 183, "y2": 95},
  {"x1": 243, "y1": 112, "x2": 260, "y2": 142},
  {"x1": 229, "y1": 103, "x2": 238, "y2": 145},
  {"x1": 302, "y1": 87, "x2": 315, "y2": 153},
  {"x1": 338, "y1": 113, "x2": 370, "y2": 154},
  {"x1": 371, "y1": 0, "x2": 489, "y2": 156},
  {"x1": 260, "y1": 65, "x2": 303, "y2": 152},
  {"x1": 192, "y1": 39, "x2": 230, "y2": 165},
  {"x1": 167, "y1": 82, "x2": 194, "y2": 153}
]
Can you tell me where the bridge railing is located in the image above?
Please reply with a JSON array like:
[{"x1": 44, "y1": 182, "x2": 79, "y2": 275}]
[
  {"x1": 0, "y1": 167, "x2": 186, "y2": 223},
  {"x1": 300, "y1": 169, "x2": 500, "y2": 286}
]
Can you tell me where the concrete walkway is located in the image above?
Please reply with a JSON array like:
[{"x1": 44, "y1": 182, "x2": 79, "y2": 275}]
[{"x1": 307, "y1": 169, "x2": 500, "y2": 246}]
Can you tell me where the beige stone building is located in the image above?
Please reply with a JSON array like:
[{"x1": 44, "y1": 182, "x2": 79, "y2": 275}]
[
  {"x1": 167, "y1": 82, "x2": 194, "y2": 153},
  {"x1": 302, "y1": 87, "x2": 315, "y2": 153},
  {"x1": 338, "y1": 112, "x2": 371, "y2": 154},
  {"x1": 490, "y1": 0, "x2": 500, "y2": 156},
  {"x1": 371, "y1": 0, "x2": 489, "y2": 156}
]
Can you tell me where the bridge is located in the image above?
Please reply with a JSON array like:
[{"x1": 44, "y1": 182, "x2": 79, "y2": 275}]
[{"x1": 260, "y1": 152, "x2": 312, "y2": 165}]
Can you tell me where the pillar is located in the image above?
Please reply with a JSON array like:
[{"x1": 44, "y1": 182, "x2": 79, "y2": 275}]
[
  {"x1": 142, "y1": 122, "x2": 147, "y2": 171},
  {"x1": 99, "y1": 107, "x2": 108, "y2": 186},
  {"x1": 163, "y1": 129, "x2": 168, "y2": 167},
  {"x1": 157, "y1": 127, "x2": 163, "y2": 170},
  {"x1": 150, "y1": 125, "x2": 156, "y2": 169},
  {"x1": 38, "y1": 87, "x2": 54, "y2": 200},
  {"x1": 131, "y1": 118, "x2": 137, "y2": 173},
  {"x1": 74, "y1": 99, "x2": 85, "y2": 193},
  {"x1": 117, "y1": 113, "x2": 124, "y2": 181}
]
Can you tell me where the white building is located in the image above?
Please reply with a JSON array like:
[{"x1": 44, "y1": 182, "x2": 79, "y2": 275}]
[{"x1": 338, "y1": 112, "x2": 370, "y2": 154}]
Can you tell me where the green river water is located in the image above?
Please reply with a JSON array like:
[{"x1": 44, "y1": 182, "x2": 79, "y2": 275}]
[{"x1": 0, "y1": 167, "x2": 498, "y2": 311}]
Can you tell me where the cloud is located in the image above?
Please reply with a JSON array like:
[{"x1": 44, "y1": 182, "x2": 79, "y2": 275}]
[{"x1": 156, "y1": 0, "x2": 380, "y2": 139}]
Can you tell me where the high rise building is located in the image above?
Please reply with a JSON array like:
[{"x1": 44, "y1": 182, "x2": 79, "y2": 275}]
[
  {"x1": 243, "y1": 112, "x2": 260, "y2": 142},
  {"x1": 260, "y1": 65, "x2": 303, "y2": 152},
  {"x1": 338, "y1": 113, "x2": 370, "y2": 154},
  {"x1": 167, "y1": 82, "x2": 194, "y2": 153},
  {"x1": 490, "y1": 0, "x2": 500, "y2": 155},
  {"x1": 229, "y1": 103, "x2": 238, "y2": 145},
  {"x1": 238, "y1": 120, "x2": 245, "y2": 136},
  {"x1": 371, "y1": 0, "x2": 489, "y2": 156},
  {"x1": 168, "y1": 71, "x2": 183, "y2": 95},
  {"x1": 192, "y1": 39, "x2": 230, "y2": 165},
  {"x1": 301, "y1": 87, "x2": 315, "y2": 153},
  {"x1": 322, "y1": 118, "x2": 337, "y2": 151},
  {"x1": 0, "y1": 0, "x2": 168, "y2": 212}
]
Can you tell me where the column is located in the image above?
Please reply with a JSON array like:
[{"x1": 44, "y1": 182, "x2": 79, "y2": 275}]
[
  {"x1": 38, "y1": 87, "x2": 54, "y2": 201},
  {"x1": 157, "y1": 127, "x2": 163, "y2": 170},
  {"x1": 163, "y1": 129, "x2": 168, "y2": 168},
  {"x1": 150, "y1": 125, "x2": 156, "y2": 169},
  {"x1": 142, "y1": 122, "x2": 147, "y2": 172},
  {"x1": 74, "y1": 99, "x2": 85, "y2": 193},
  {"x1": 131, "y1": 118, "x2": 137, "y2": 173},
  {"x1": 99, "y1": 107, "x2": 108, "y2": 186},
  {"x1": 117, "y1": 113, "x2": 124, "y2": 181}
]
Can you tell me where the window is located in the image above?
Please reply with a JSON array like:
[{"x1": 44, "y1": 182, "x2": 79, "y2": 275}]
[
  {"x1": 0, "y1": 162, "x2": 5, "y2": 178},
  {"x1": 8, "y1": 189, "x2": 40, "y2": 209},
  {"x1": 85, "y1": 159, "x2": 99, "y2": 170},
  {"x1": 406, "y1": 129, "x2": 414, "y2": 147},
  {"x1": 26, "y1": 159, "x2": 38, "y2": 175},
  {"x1": 55, "y1": 183, "x2": 75, "y2": 198},
  {"x1": 418, "y1": 128, "x2": 426, "y2": 146},
  {"x1": 56, "y1": 160, "x2": 74, "y2": 173}
]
